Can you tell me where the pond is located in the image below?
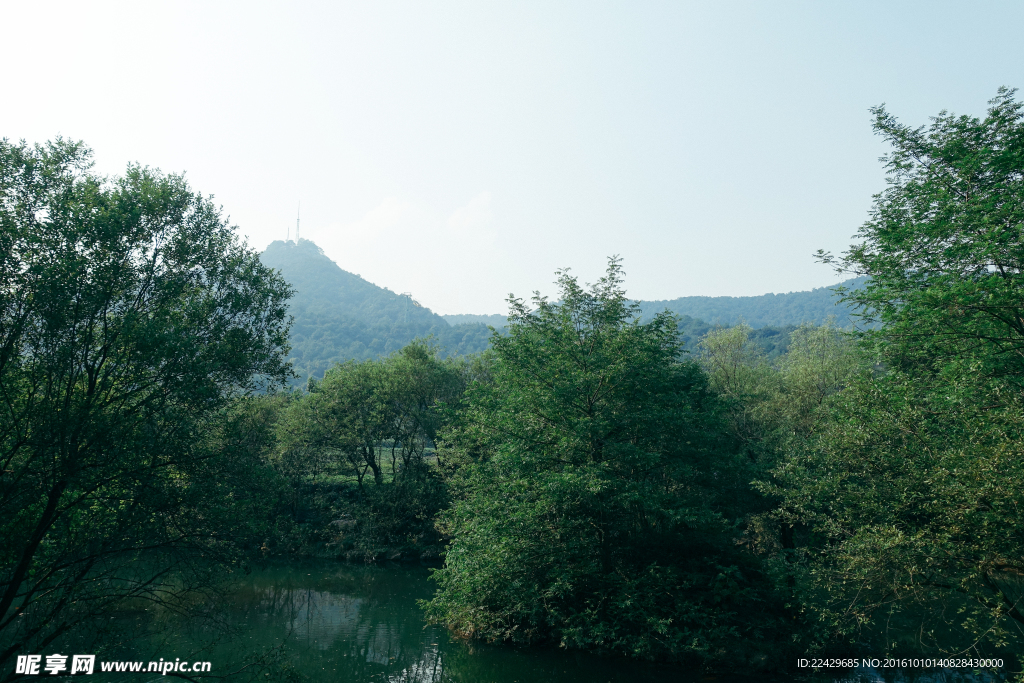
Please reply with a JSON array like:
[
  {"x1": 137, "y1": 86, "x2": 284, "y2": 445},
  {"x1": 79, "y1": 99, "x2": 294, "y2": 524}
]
[
  {"x1": 77, "y1": 561, "x2": 773, "y2": 682},
  {"x1": 76, "y1": 562, "x2": 1006, "y2": 683}
]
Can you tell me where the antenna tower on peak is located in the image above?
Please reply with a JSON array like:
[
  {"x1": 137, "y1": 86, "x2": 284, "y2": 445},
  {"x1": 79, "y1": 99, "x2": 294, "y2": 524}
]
[{"x1": 296, "y1": 202, "x2": 300, "y2": 242}]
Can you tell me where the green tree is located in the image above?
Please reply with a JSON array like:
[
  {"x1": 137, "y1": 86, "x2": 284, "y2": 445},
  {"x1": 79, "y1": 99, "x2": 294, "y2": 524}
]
[
  {"x1": 697, "y1": 323, "x2": 781, "y2": 455},
  {"x1": 426, "y1": 261, "x2": 794, "y2": 666},
  {"x1": 212, "y1": 392, "x2": 299, "y2": 554},
  {"x1": 774, "y1": 320, "x2": 862, "y2": 435},
  {"x1": 697, "y1": 321, "x2": 862, "y2": 564},
  {"x1": 0, "y1": 139, "x2": 292, "y2": 673},
  {"x1": 696, "y1": 319, "x2": 860, "y2": 474},
  {"x1": 279, "y1": 341, "x2": 466, "y2": 487},
  {"x1": 821, "y1": 87, "x2": 1024, "y2": 380},
  {"x1": 770, "y1": 372, "x2": 1024, "y2": 656},
  {"x1": 276, "y1": 340, "x2": 468, "y2": 559},
  {"x1": 776, "y1": 89, "x2": 1024, "y2": 659}
]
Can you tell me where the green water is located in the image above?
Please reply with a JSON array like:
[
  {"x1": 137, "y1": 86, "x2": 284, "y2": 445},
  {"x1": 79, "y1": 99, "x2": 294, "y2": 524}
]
[
  {"x1": 72, "y1": 561, "x2": 1004, "y2": 683},
  {"x1": 85, "y1": 561, "x2": 775, "y2": 682}
]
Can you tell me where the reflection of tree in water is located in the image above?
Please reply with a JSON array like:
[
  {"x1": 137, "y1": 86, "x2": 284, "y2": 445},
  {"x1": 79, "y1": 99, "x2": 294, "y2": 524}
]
[
  {"x1": 387, "y1": 649, "x2": 444, "y2": 683},
  {"x1": 189, "y1": 566, "x2": 773, "y2": 683},
  {"x1": 229, "y1": 567, "x2": 727, "y2": 683},
  {"x1": 236, "y1": 567, "x2": 450, "y2": 682}
]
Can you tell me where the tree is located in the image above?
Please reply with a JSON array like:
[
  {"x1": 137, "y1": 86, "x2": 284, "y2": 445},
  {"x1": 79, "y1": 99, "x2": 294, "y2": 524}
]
[
  {"x1": 279, "y1": 341, "x2": 466, "y2": 487},
  {"x1": 0, "y1": 139, "x2": 292, "y2": 673},
  {"x1": 696, "y1": 319, "x2": 860, "y2": 466},
  {"x1": 276, "y1": 340, "x2": 468, "y2": 559},
  {"x1": 697, "y1": 323, "x2": 781, "y2": 455},
  {"x1": 697, "y1": 321, "x2": 862, "y2": 564},
  {"x1": 776, "y1": 90, "x2": 1024, "y2": 659},
  {"x1": 770, "y1": 371, "x2": 1024, "y2": 657},
  {"x1": 425, "y1": 261, "x2": 795, "y2": 667},
  {"x1": 821, "y1": 87, "x2": 1024, "y2": 381}
]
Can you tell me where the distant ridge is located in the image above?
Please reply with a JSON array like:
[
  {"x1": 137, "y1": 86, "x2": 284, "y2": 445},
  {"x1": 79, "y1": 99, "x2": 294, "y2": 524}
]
[
  {"x1": 442, "y1": 277, "x2": 868, "y2": 330},
  {"x1": 635, "y1": 276, "x2": 868, "y2": 329},
  {"x1": 260, "y1": 239, "x2": 491, "y2": 381}
]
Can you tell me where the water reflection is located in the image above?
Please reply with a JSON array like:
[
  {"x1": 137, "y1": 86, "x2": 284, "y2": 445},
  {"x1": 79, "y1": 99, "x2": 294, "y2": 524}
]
[
  {"x1": 76, "y1": 562, "x2": 1008, "y2": 683},
  {"x1": 197, "y1": 563, "x2": 738, "y2": 682},
  {"x1": 209, "y1": 566, "x2": 441, "y2": 681}
]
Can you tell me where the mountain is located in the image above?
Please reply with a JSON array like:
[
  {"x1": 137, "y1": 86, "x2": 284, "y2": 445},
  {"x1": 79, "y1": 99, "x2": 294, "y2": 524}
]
[
  {"x1": 635, "y1": 277, "x2": 868, "y2": 328},
  {"x1": 263, "y1": 239, "x2": 865, "y2": 381},
  {"x1": 260, "y1": 239, "x2": 491, "y2": 381},
  {"x1": 443, "y1": 278, "x2": 867, "y2": 331}
]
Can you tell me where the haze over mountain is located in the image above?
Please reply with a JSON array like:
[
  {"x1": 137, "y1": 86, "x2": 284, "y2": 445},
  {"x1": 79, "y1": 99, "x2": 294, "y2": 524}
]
[
  {"x1": 635, "y1": 277, "x2": 867, "y2": 328},
  {"x1": 262, "y1": 239, "x2": 865, "y2": 382},
  {"x1": 443, "y1": 278, "x2": 867, "y2": 329}
]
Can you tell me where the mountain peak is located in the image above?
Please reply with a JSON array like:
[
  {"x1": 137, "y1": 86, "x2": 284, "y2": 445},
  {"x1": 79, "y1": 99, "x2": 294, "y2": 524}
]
[{"x1": 260, "y1": 239, "x2": 491, "y2": 380}]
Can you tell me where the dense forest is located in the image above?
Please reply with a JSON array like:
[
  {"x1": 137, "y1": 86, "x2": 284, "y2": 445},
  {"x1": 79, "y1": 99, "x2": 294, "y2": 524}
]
[{"x1": 5, "y1": 90, "x2": 1024, "y2": 681}]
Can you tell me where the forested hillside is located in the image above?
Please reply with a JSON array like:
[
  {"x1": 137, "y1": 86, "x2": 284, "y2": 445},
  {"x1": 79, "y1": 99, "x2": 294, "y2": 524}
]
[
  {"x1": 445, "y1": 277, "x2": 866, "y2": 332},
  {"x1": 636, "y1": 276, "x2": 867, "y2": 328},
  {"x1": 260, "y1": 239, "x2": 491, "y2": 380}
]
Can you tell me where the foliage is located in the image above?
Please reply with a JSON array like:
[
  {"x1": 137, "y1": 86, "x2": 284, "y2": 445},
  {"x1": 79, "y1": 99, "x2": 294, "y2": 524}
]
[
  {"x1": 698, "y1": 324, "x2": 782, "y2": 457},
  {"x1": 777, "y1": 88, "x2": 1024, "y2": 660},
  {"x1": 695, "y1": 321, "x2": 862, "y2": 569},
  {"x1": 425, "y1": 261, "x2": 796, "y2": 667},
  {"x1": 697, "y1": 320, "x2": 860, "y2": 459},
  {"x1": 822, "y1": 88, "x2": 1024, "y2": 380},
  {"x1": 276, "y1": 341, "x2": 469, "y2": 560},
  {"x1": 768, "y1": 371, "x2": 1024, "y2": 656},
  {"x1": 210, "y1": 393, "x2": 300, "y2": 553},
  {"x1": 0, "y1": 139, "x2": 292, "y2": 673}
]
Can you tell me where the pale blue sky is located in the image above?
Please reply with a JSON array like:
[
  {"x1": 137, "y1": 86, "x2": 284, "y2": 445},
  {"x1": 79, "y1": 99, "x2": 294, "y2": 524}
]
[{"x1": 2, "y1": 1, "x2": 1021, "y2": 313}]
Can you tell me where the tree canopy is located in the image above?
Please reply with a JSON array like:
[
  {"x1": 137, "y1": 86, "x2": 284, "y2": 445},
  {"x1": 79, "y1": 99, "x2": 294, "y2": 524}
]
[
  {"x1": 0, "y1": 138, "x2": 292, "y2": 669},
  {"x1": 425, "y1": 261, "x2": 795, "y2": 666},
  {"x1": 823, "y1": 87, "x2": 1024, "y2": 379},
  {"x1": 776, "y1": 89, "x2": 1024, "y2": 656}
]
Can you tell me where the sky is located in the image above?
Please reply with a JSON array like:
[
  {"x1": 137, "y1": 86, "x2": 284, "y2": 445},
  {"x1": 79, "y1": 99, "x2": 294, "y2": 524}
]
[{"x1": 2, "y1": 1, "x2": 1022, "y2": 314}]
